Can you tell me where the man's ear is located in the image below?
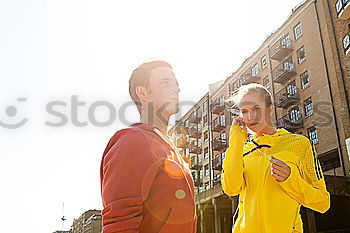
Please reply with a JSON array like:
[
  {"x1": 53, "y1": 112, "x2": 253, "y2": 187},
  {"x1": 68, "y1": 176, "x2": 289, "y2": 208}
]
[{"x1": 135, "y1": 86, "x2": 148, "y2": 102}]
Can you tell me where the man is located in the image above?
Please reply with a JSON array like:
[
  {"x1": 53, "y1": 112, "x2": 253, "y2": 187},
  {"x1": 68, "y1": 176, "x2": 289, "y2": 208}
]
[{"x1": 100, "y1": 60, "x2": 197, "y2": 233}]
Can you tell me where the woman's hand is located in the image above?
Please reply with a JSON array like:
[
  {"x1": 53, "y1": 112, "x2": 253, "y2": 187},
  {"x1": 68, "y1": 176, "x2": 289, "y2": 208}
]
[
  {"x1": 270, "y1": 156, "x2": 291, "y2": 182},
  {"x1": 233, "y1": 117, "x2": 247, "y2": 131},
  {"x1": 230, "y1": 117, "x2": 248, "y2": 140}
]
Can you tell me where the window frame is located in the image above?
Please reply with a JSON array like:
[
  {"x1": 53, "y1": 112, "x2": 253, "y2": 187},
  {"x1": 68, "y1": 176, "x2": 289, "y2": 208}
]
[{"x1": 294, "y1": 23, "x2": 303, "y2": 40}]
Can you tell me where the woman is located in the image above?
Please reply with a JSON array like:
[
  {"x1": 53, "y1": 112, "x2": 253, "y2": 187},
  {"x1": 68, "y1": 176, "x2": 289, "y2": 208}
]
[{"x1": 221, "y1": 83, "x2": 330, "y2": 233}]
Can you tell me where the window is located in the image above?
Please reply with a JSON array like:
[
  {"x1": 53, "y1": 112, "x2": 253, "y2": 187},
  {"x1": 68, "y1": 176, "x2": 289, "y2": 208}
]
[
  {"x1": 203, "y1": 115, "x2": 208, "y2": 127},
  {"x1": 294, "y1": 23, "x2": 303, "y2": 40},
  {"x1": 198, "y1": 154, "x2": 202, "y2": 164},
  {"x1": 185, "y1": 119, "x2": 189, "y2": 127},
  {"x1": 304, "y1": 97, "x2": 314, "y2": 117},
  {"x1": 261, "y1": 55, "x2": 267, "y2": 69},
  {"x1": 205, "y1": 182, "x2": 210, "y2": 191},
  {"x1": 221, "y1": 151, "x2": 226, "y2": 161},
  {"x1": 185, "y1": 148, "x2": 189, "y2": 158},
  {"x1": 300, "y1": 71, "x2": 310, "y2": 90},
  {"x1": 204, "y1": 147, "x2": 209, "y2": 159},
  {"x1": 220, "y1": 114, "x2": 225, "y2": 126},
  {"x1": 239, "y1": 77, "x2": 245, "y2": 86},
  {"x1": 197, "y1": 123, "x2": 202, "y2": 133},
  {"x1": 220, "y1": 132, "x2": 226, "y2": 140},
  {"x1": 287, "y1": 82, "x2": 297, "y2": 96},
  {"x1": 343, "y1": 32, "x2": 350, "y2": 54},
  {"x1": 308, "y1": 126, "x2": 318, "y2": 144},
  {"x1": 336, "y1": 0, "x2": 343, "y2": 14},
  {"x1": 204, "y1": 130, "x2": 208, "y2": 142},
  {"x1": 203, "y1": 101, "x2": 208, "y2": 112},
  {"x1": 199, "y1": 186, "x2": 203, "y2": 193},
  {"x1": 205, "y1": 164, "x2": 209, "y2": 176},
  {"x1": 234, "y1": 80, "x2": 239, "y2": 90},
  {"x1": 196, "y1": 107, "x2": 202, "y2": 118},
  {"x1": 289, "y1": 108, "x2": 301, "y2": 123},
  {"x1": 198, "y1": 138, "x2": 202, "y2": 147},
  {"x1": 251, "y1": 63, "x2": 259, "y2": 77},
  {"x1": 297, "y1": 46, "x2": 306, "y2": 63},
  {"x1": 263, "y1": 76, "x2": 270, "y2": 89},
  {"x1": 199, "y1": 170, "x2": 203, "y2": 179}
]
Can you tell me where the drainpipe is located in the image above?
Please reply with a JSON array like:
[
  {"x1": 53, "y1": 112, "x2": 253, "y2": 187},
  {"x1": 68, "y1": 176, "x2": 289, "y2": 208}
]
[
  {"x1": 325, "y1": 0, "x2": 350, "y2": 118},
  {"x1": 267, "y1": 47, "x2": 279, "y2": 125},
  {"x1": 313, "y1": 0, "x2": 346, "y2": 176}
]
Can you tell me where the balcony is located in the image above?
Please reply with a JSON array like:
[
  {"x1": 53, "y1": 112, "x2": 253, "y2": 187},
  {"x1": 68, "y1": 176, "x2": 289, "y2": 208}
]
[
  {"x1": 189, "y1": 112, "x2": 202, "y2": 124},
  {"x1": 190, "y1": 156, "x2": 202, "y2": 170},
  {"x1": 276, "y1": 113, "x2": 303, "y2": 132},
  {"x1": 275, "y1": 86, "x2": 300, "y2": 108},
  {"x1": 189, "y1": 125, "x2": 202, "y2": 138},
  {"x1": 337, "y1": 0, "x2": 350, "y2": 20},
  {"x1": 212, "y1": 156, "x2": 222, "y2": 170},
  {"x1": 269, "y1": 34, "x2": 293, "y2": 61},
  {"x1": 212, "y1": 137, "x2": 227, "y2": 151},
  {"x1": 213, "y1": 174, "x2": 221, "y2": 186},
  {"x1": 212, "y1": 117, "x2": 226, "y2": 132},
  {"x1": 272, "y1": 57, "x2": 296, "y2": 84},
  {"x1": 211, "y1": 99, "x2": 225, "y2": 115},
  {"x1": 175, "y1": 121, "x2": 189, "y2": 134},
  {"x1": 193, "y1": 176, "x2": 203, "y2": 187},
  {"x1": 240, "y1": 69, "x2": 260, "y2": 85},
  {"x1": 176, "y1": 136, "x2": 188, "y2": 149},
  {"x1": 189, "y1": 141, "x2": 201, "y2": 154}
]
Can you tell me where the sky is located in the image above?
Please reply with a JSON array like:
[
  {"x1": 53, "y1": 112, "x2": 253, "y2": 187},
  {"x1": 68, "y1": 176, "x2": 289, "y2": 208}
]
[{"x1": 0, "y1": 0, "x2": 304, "y2": 232}]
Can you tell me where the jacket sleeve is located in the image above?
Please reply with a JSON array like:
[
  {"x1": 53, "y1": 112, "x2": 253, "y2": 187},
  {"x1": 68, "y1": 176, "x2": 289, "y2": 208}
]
[
  {"x1": 221, "y1": 125, "x2": 248, "y2": 196},
  {"x1": 100, "y1": 130, "x2": 159, "y2": 232},
  {"x1": 277, "y1": 137, "x2": 330, "y2": 213}
]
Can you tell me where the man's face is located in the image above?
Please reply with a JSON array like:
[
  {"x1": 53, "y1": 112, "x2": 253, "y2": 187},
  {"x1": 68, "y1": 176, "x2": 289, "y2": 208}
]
[
  {"x1": 146, "y1": 66, "x2": 180, "y2": 121},
  {"x1": 238, "y1": 93, "x2": 273, "y2": 133}
]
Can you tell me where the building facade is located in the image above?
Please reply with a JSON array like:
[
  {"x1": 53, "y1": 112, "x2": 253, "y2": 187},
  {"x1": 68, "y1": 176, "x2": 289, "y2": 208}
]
[
  {"x1": 169, "y1": 0, "x2": 350, "y2": 232},
  {"x1": 71, "y1": 210, "x2": 102, "y2": 233}
]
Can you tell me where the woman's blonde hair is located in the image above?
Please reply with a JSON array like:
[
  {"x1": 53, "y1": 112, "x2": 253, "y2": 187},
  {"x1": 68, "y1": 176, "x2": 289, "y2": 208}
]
[{"x1": 227, "y1": 83, "x2": 273, "y2": 108}]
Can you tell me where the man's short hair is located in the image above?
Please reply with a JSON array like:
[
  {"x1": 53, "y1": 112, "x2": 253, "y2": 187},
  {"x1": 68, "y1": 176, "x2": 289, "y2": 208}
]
[{"x1": 129, "y1": 60, "x2": 172, "y2": 113}]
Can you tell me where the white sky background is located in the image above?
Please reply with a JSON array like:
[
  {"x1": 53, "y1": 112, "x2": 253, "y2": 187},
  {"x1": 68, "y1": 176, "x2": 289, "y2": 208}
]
[{"x1": 0, "y1": 0, "x2": 303, "y2": 232}]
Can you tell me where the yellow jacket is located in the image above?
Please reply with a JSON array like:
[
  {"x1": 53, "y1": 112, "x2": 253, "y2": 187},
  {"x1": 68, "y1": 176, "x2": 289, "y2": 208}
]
[{"x1": 221, "y1": 125, "x2": 330, "y2": 233}]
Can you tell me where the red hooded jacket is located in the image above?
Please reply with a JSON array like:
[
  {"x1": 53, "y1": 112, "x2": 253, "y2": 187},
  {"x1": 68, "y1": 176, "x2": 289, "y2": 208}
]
[{"x1": 100, "y1": 123, "x2": 197, "y2": 233}]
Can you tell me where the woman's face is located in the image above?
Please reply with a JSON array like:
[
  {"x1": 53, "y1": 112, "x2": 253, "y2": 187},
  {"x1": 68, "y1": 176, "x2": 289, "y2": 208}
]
[{"x1": 238, "y1": 93, "x2": 273, "y2": 133}]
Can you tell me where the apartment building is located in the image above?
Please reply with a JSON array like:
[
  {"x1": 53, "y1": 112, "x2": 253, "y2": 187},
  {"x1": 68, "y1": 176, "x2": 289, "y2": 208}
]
[
  {"x1": 169, "y1": 0, "x2": 350, "y2": 232},
  {"x1": 70, "y1": 210, "x2": 102, "y2": 233}
]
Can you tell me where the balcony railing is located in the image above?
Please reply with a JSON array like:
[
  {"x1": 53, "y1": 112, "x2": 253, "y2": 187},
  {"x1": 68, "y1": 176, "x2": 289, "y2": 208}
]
[
  {"x1": 190, "y1": 156, "x2": 202, "y2": 170},
  {"x1": 189, "y1": 125, "x2": 202, "y2": 138},
  {"x1": 269, "y1": 34, "x2": 293, "y2": 61},
  {"x1": 212, "y1": 137, "x2": 227, "y2": 151},
  {"x1": 189, "y1": 141, "x2": 201, "y2": 154},
  {"x1": 213, "y1": 174, "x2": 221, "y2": 186},
  {"x1": 193, "y1": 176, "x2": 203, "y2": 187},
  {"x1": 276, "y1": 112, "x2": 303, "y2": 132},
  {"x1": 189, "y1": 112, "x2": 202, "y2": 124},
  {"x1": 212, "y1": 156, "x2": 222, "y2": 170},
  {"x1": 272, "y1": 57, "x2": 296, "y2": 84},
  {"x1": 336, "y1": 0, "x2": 350, "y2": 20},
  {"x1": 274, "y1": 86, "x2": 300, "y2": 108},
  {"x1": 240, "y1": 68, "x2": 260, "y2": 85},
  {"x1": 322, "y1": 160, "x2": 341, "y2": 172},
  {"x1": 212, "y1": 117, "x2": 226, "y2": 132},
  {"x1": 211, "y1": 99, "x2": 225, "y2": 115},
  {"x1": 175, "y1": 121, "x2": 189, "y2": 134},
  {"x1": 177, "y1": 136, "x2": 188, "y2": 149}
]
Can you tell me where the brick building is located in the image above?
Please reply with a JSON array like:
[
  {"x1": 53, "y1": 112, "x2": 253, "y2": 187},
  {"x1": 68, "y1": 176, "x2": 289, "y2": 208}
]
[
  {"x1": 169, "y1": 0, "x2": 350, "y2": 232},
  {"x1": 70, "y1": 210, "x2": 102, "y2": 233}
]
